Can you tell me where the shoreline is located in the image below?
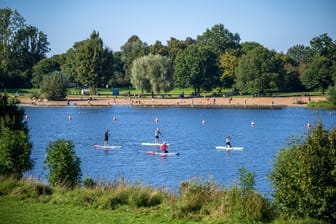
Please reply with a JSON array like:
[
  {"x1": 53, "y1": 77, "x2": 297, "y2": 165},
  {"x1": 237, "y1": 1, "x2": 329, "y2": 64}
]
[{"x1": 17, "y1": 95, "x2": 326, "y2": 109}]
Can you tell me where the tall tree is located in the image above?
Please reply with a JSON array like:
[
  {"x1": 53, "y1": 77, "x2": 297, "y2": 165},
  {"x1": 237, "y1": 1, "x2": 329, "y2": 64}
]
[
  {"x1": 287, "y1": 44, "x2": 311, "y2": 64},
  {"x1": 235, "y1": 46, "x2": 284, "y2": 95},
  {"x1": 240, "y1": 42, "x2": 263, "y2": 55},
  {"x1": 301, "y1": 54, "x2": 333, "y2": 94},
  {"x1": 0, "y1": 8, "x2": 49, "y2": 88},
  {"x1": 149, "y1": 40, "x2": 168, "y2": 56},
  {"x1": 197, "y1": 24, "x2": 240, "y2": 57},
  {"x1": 310, "y1": 33, "x2": 336, "y2": 60},
  {"x1": 166, "y1": 37, "x2": 194, "y2": 64},
  {"x1": 271, "y1": 123, "x2": 336, "y2": 222},
  {"x1": 131, "y1": 54, "x2": 173, "y2": 93},
  {"x1": 174, "y1": 43, "x2": 218, "y2": 93},
  {"x1": 71, "y1": 31, "x2": 113, "y2": 91},
  {"x1": 120, "y1": 35, "x2": 148, "y2": 84},
  {"x1": 0, "y1": 94, "x2": 33, "y2": 178},
  {"x1": 112, "y1": 51, "x2": 126, "y2": 86},
  {"x1": 0, "y1": 8, "x2": 25, "y2": 76},
  {"x1": 219, "y1": 51, "x2": 239, "y2": 88}
]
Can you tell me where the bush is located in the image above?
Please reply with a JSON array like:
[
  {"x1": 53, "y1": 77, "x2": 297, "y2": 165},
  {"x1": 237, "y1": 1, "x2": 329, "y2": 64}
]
[
  {"x1": 41, "y1": 71, "x2": 67, "y2": 100},
  {"x1": 44, "y1": 139, "x2": 81, "y2": 188},
  {"x1": 0, "y1": 94, "x2": 33, "y2": 178},
  {"x1": 271, "y1": 122, "x2": 336, "y2": 222},
  {"x1": 326, "y1": 85, "x2": 336, "y2": 105}
]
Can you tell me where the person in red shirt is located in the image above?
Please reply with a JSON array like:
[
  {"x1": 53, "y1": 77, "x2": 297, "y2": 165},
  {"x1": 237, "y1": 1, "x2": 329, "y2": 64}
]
[{"x1": 161, "y1": 142, "x2": 168, "y2": 153}]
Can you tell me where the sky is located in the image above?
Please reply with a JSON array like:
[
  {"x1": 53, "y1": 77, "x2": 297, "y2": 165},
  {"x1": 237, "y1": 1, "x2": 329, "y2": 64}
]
[{"x1": 1, "y1": 0, "x2": 335, "y2": 56}]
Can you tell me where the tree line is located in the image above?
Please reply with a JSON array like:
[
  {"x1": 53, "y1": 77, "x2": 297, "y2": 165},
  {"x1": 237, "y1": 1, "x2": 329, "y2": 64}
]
[{"x1": 1, "y1": 7, "x2": 336, "y2": 98}]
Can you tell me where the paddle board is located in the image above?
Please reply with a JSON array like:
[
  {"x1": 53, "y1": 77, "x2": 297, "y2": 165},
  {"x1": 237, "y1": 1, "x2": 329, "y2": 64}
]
[
  {"x1": 215, "y1": 146, "x2": 244, "y2": 151},
  {"x1": 93, "y1": 145, "x2": 122, "y2": 149},
  {"x1": 141, "y1": 142, "x2": 170, "y2": 146},
  {"x1": 146, "y1": 151, "x2": 179, "y2": 156}
]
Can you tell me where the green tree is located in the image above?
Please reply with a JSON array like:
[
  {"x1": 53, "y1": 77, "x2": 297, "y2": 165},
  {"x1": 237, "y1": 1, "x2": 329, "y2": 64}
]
[
  {"x1": 174, "y1": 44, "x2": 218, "y2": 93},
  {"x1": 271, "y1": 123, "x2": 336, "y2": 222},
  {"x1": 287, "y1": 44, "x2": 312, "y2": 64},
  {"x1": 235, "y1": 46, "x2": 284, "y2": 95},
  {"x1": 301, "y1": 54, "x2": 333, "y2": 93},
  {"x1": 219, "y1": 51, "x2": 238, "y2": 88},
  {"x1": 326, "y1": 85, "x2": 336, "y2": 105},
  {"x1": 74, "y1": 31, "x2": 113, "y2": 91},
  {"x1": 0, "y1": 94, "x2": 33, "y2": 178},
  {"x1": 149, "y1": 40, "x2": 168, "y2": 56},
  {"x1": 0, "y1": 8, "x2": 25, "y2": 77},
  {"x1": 197, "y1": 23, "x2": 240, "y2": 57},
  {"x1": 120, "y1": 35, "x2": 148, "y2": 84},
  {"x1": 112, "y1": 51, "x2": 126, "y2": 86},
  {"x1": 31, "y1": 54, "x2": 64, "y2": 88},
  {"x1": 0, "y1": 8, "x2": 49, "y2": 88},
  {"x1": 131, "y1": 54, "x2": 173, "y2": 93},
  {"x1": 41, "y1": 71, "x2": 67, "y2": 100},
  {"x1": 166, "y1": 37, "x2": 189, "y2": 63},
  {"x1": 240, "y1": 42, "x2": 263, "y2": 55},
  {"x1": 44, "y1": 139, "x2": 81, "y2": 188},
  {"x1": 310, "y1": 33, "x2": 336, "y2": 60}
]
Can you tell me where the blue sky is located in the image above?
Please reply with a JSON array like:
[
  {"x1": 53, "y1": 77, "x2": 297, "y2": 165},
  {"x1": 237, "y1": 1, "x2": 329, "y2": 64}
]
[{"x1": 1, "y1": 0, "x2": 335, "y2": 56}]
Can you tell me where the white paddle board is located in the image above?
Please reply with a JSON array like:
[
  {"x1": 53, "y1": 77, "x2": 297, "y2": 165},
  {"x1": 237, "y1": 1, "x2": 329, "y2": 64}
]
[
  {"x1": 146, "y1": 151, "x2": 179, "y2": 156},
  {"x1": 215, "y1": 146, "x2": 244, "y2": 151},
  {"x1": 93, "y1": 145, "x2": 122, "y2": 149},
  {"x1": 141, "y1": 142, "x2": 170, "y2": 146}
]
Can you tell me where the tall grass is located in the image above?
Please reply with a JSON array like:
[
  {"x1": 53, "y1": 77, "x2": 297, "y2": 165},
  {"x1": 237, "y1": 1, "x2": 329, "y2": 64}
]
[{"x1": 2, "y1": 175, "x2": 326, "y2": 223}]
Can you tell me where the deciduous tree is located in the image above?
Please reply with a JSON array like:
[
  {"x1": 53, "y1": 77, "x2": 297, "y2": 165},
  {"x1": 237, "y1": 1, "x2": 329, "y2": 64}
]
[
  {"x1": 44, "y1": 139, "x2": 81, "y2": 188},
  {"x1": 235, "y1": 46, "x2": 284, "y2": 95},
  {"x1": 0, "y1": 94, "x2": 33, "y2": 178},
  {"x1": 271, "y1": 123, "x2": 336, "y2": 222}
]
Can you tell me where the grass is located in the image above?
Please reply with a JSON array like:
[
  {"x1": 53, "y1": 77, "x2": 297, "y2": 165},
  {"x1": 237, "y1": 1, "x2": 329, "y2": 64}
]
[
  {"x1": 307, "y1": 100, "x2": 336, "y2": 109},
  {"x1": 0, "y1": 176, "x2": 328, "y2": 224},
  {"x1": 0, "y1": 196, "x2": 194, "y2": 224}
]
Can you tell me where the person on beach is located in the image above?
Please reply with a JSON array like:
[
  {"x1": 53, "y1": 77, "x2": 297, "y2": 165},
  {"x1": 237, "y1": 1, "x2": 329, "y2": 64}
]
[
  {"x1": 104, "y1": 129, "x2": 109, "y2": 146},
  {"x1": 226, "y1": 136, "x2": 232, "y2": 148},
  {"x1": 161, "y1": 141, "x2": 168, "y2": 153},
  {"x1": 155, "y1": 128, "x2": 162, "y2": 144}
]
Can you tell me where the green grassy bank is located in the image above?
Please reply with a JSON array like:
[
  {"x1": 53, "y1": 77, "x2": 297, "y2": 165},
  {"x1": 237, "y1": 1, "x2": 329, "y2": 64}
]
[{"x1": 0, "y1": 176, "x2": 326, "y2": 224}]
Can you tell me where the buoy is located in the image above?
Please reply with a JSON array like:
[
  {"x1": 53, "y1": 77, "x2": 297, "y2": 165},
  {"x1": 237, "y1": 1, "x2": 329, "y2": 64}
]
[
  {"x1": 251, "y1": 121, "x2": 255, "y2": 127},
  {"x1": 202, "y1": 120, "x2": 206, "y2": 125},
  {"x1": 155, "y1": 117, "x2": 159, "y2": 123}
]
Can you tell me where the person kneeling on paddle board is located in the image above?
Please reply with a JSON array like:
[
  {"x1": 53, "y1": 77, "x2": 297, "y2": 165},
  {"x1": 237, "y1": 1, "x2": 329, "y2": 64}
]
[
  {"x1": 161, "y1": 142, "x2": 168, "y2": 153},
  {"x1": 226, "y1": 136, "x2": 232, "y2": 148}
]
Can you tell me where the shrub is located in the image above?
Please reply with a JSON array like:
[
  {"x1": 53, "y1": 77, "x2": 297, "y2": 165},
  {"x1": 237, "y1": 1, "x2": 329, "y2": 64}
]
[
  {"x1": 271, "y1": 122, "x2": 336, "y2": 222},
  {"x1": 0, "y1": 94, "x2": 33, "y2": 178},
  {"x1": 326, "y1": 85, "x2": 336, "y2": 105},
  {"x1": 41, "y1": 71, "x2": 67, "y2": 100},
  {"x1": 44, "y1": 139, "x2": 81, "y2": 188}
]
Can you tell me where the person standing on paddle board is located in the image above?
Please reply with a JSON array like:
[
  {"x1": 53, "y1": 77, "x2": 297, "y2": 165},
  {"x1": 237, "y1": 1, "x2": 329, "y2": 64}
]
[
  {"x1": 226, "y1": 136, "x2": 232, "y2": 148},
  {"x1": 104, "y1": 129, "x2": 109, "y2": 146},
  {"x1": 154, "y1": 128, "x2": 162, "y2": 144},
  {"x1": 161, "y1": 142, "x2": 168, "y2": 153}
]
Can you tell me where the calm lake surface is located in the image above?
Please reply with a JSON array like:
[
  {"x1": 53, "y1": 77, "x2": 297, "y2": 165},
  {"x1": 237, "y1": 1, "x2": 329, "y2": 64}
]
[{"x1": 23, "y1": 105, "x2": 335, "y2": 197}]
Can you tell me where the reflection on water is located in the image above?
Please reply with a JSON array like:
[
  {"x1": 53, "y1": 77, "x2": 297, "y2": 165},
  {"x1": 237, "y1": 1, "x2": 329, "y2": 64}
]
[{"x1": 23, "y1": 105, "x2": 335, "y2": 196}]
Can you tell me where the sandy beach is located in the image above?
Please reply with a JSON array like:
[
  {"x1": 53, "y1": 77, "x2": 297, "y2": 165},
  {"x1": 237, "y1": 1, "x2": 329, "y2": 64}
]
[{"x1": 18, "y1": 95, "x2": 326, "y2": 108}]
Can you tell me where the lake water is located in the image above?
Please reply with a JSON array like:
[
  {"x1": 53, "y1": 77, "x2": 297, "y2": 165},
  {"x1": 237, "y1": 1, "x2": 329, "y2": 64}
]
[{"x1": 23, "y1": 105, "x2": 335, "y2": 197}]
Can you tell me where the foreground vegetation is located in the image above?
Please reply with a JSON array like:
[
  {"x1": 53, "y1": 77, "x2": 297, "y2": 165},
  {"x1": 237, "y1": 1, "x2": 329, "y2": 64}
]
[{"x1": 0, "y1": 175, "x2": 327, "y2": 224}]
